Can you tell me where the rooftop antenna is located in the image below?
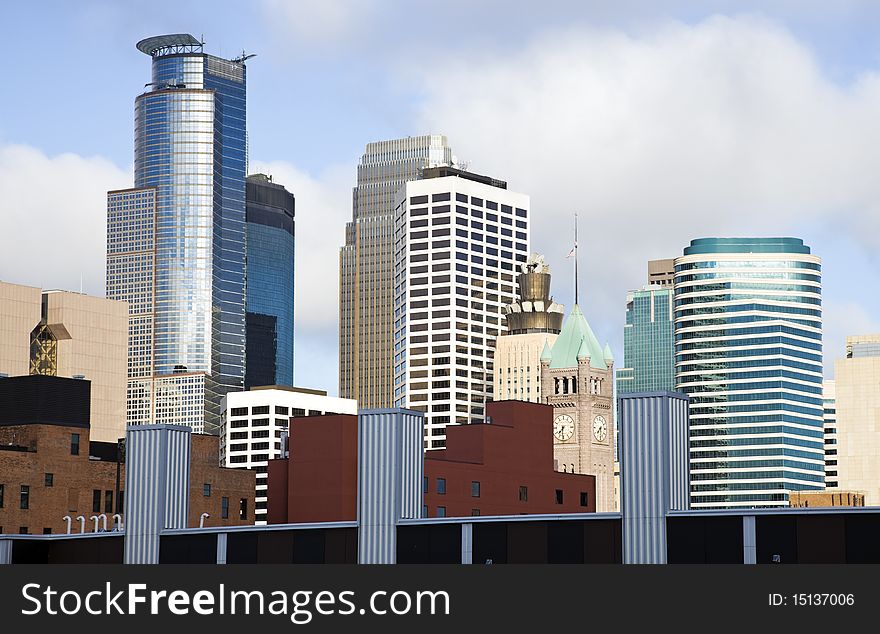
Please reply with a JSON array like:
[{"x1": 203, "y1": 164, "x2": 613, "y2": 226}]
[
  {"x1": 574, "y1": 213, "x2": 579, "y2": 306},
  {"x1": 232, "y1": 50, "x2": 257, "y2": 63}
]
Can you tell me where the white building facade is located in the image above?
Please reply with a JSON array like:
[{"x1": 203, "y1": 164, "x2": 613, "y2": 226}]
[
  {"x1": 220, "y1": 387, "x2": 357, "y2": 523},
  {"x1": 391, "y1": 167, "x2": 529, "y2": 449}
]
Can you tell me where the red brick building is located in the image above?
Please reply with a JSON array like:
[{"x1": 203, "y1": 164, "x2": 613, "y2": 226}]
[
  {"x1": 267, "y1": 400, "x2": 595, "y2": 523},
  {"x1": 0, "y1": 375, "x2": 255, "y2": 535}
]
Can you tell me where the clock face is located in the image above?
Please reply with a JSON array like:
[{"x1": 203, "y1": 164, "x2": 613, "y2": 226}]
[
  {"x1": 553, "y1": 414, "x2": 574, "y2": 442},
  {"x1": 592, "y1": 415, "x2": 608, "y2": 442}
]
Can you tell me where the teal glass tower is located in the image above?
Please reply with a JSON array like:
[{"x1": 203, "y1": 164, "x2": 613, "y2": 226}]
[
  {"x1": 617, "y1": 287, "x2": 674, "y2": 394},
  {"x1": 674, "y1": 238, "x2": 824, "y2": 509},
  {"x1": 107, "y1": 34, "x2": 249, "y2": 434}
]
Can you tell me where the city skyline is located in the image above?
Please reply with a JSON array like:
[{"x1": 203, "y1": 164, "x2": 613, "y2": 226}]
[{"x1": 3, "y1": 2, "x2": 880, "y2": 396}]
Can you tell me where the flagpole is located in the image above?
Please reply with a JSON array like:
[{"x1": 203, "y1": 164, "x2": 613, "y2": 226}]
[{"x1": 574, "y1": 212, "x2": 578, "y2": 306}]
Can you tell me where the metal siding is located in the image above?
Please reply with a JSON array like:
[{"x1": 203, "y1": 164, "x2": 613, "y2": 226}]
[
  {"x1": 357, "y1": 409, "x2": 425, "y2": 563},
  {"x1": 124, "y1": 424, "x2": 192, "y2": 564},
  {"x1": 620, "y1": 392, "x2": 689, "y2": 564}
]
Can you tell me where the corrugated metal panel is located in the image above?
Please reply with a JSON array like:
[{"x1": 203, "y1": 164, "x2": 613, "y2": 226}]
[
  {"x1": 620, "y1": 392, "x2": 689, "y2": 564},
  {"x1": 123, "y1": 424, "x2": 192, "y2": 564},
  {"x1": 357, "y1": 409, "x2": 424, "y2": 564},
  {"x1": 0, "y1": 540, "x2": 11, "y2": 564}
]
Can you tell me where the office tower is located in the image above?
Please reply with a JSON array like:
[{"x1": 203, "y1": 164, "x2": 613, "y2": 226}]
[
  {"x1": 674, "y1": 238, "x2": 824, "y2": 508},
  {"x1": 107, "y1": 34, "x2": 249, "y2": 434},
  {"x1": 619, "y1": 391, "x2": 689, "y2": 564},
  {"x1": 616, "y1": 286, "x2": 674, "y2": 394},
  {"x1": 339, "y1": 135, "x2": 454, "y2": 409},
  {"x1": 647, "y1": 258, "x2": 675, "y2": 288},
  {"x1": 391, "y1": 166, "x2": 529, "y2": 448},
  {"x1": 220, "y1": 386, "x2": 356, "y2": 524},
  {"x1": 0, "y1": 281, "x2": 128, "y2": 442},
  {"x1": 833, "y1": 335, "x2": 880, "y2": 504},
  {"x1": 823, "y1": 379, "x2": 837, "y2": 489},
  {"x1": 540, "y1": 306, "x2": 615, "y2": 511},
  {"x1": 495, "y1": 254, "x2": 564, "y2": 402},
  {"x1": 245, "y1": 174, "x2": 295, "y2": 389}
]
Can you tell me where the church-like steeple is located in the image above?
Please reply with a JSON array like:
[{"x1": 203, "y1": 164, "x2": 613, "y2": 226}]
[
  {"x1": 540, "y1": 338, "x2": 553, "y2": 363},
  {"x1": 545, "y1": 304, "x2": 607, "y2": 370}
]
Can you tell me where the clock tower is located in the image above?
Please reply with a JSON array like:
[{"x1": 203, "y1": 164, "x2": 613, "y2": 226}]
[{"x1": 540, "y1": 304, "x2": 615, "y2": 512}]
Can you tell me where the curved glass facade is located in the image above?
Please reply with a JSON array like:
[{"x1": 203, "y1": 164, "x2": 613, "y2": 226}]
[
  {"x1": 113, "y1": 39, "x2": 247, "y2": 434},
  {"x1": 674, "y1": 237, "x2": 824, "y2": 508}
]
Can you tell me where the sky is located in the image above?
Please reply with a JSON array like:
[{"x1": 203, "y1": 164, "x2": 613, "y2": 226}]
[{"x1": 2, "y1": 0, "x2": 880, "y2": 395}]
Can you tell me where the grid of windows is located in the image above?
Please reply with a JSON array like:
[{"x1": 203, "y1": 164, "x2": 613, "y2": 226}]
[
  {"x1": 617, "y1": 288, "x2": 674, "y2": 394},
  {"x1": 392, "y1": 176, "x2": 529, "y2": 447}
]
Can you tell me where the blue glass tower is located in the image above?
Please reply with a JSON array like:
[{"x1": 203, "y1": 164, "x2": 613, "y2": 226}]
[
  {"x1": 617, "y1": 287, "x2": 675, "y2": 394},
  {"x1": 674, "y1": 238, "x2": 824, "y2": 508},
  {"x1": 245, "y1": 174, "x2": 295, "y2": 389},
  {"x1": 109, "y1": 34, "x2": 249, "y2": 434}
]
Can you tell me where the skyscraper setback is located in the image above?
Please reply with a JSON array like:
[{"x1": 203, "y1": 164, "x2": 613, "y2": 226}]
[
  {"x1": 107, "y1": 34, "x2": 249, "y2": 434},
  {"x1": 339, "y1": 135, "x2": 454, "y2": 408}
]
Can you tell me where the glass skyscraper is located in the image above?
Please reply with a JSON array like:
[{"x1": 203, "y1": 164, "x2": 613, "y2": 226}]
[
  {"x1": 617, "y1": 287, "x2": 675, "y2": 394},
  {"x1": 673, "y1": 237, "x2": 824, "y2": 508},
  {"x1": 107, "y1": 34, "x2": 249, "y2": 434},
  {"x1": 339, "y1": 135, "x2": 454, "y2": 408},
  {"x1": 245, "y1": 174, "x2": 295, "y2": 389}
]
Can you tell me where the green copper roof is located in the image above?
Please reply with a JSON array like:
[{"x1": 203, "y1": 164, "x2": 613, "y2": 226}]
[
  {"x1": 548, "y1": 304, "x2": 607, "y2": 370},
  {"x1": 540, "y1": 338, "x2": 553, "y2": 362},
  {"x1": 603, "y1": 342, "x2": 614, "y2": 363}
]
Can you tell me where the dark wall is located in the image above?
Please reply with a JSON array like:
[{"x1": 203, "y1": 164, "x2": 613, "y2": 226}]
[
  {"x1": 12, "y1": 536, "x2": 123, "y2": 563},
  {"x1": 756, "y1": 514, "x2": 880, "y2": 564},
  {"x1": 667, "y1": 515, "x2": 744, "y2": 563},
  {"x1": 223, "y1": 528, "x2": 357, "y2": 564},
  {"x1": 0, "y1": 375, "x2": 90, "y2": 427}
]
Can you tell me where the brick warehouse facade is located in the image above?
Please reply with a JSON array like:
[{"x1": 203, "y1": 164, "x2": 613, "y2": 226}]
[
  {"x1": 0, "y1": 375, "x2": 255, "y2": 535},
  {"x1": 266, "y1": 400, "x2": 595, "y2": 523}
]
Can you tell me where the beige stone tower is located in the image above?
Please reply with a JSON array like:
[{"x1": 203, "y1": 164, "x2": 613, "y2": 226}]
[{"x1": 540, "y1": 305, "x2": 615, "y2": 512}]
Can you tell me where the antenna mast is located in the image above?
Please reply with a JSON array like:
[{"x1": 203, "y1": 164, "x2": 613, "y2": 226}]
[{"x1": 574, "y1": 213, "x2": 579, "y2": 306}]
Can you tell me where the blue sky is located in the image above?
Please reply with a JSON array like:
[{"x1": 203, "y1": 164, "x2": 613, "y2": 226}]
[{"x1": 2, "y1": 1, "x2": 880, "y2": 394}]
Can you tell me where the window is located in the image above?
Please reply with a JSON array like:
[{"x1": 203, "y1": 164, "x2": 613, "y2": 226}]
[
  {"x1": 43, "y1": 528, "x2": 52, "y2": 535},
  {"x1": 471, "y1": 509, "x2": 480, "y2": 516},
  {"x1": 221, "y1": 497, "x2": 229, "y2": 519},
  {"x1": 555, "y1": 489, "x2": 564, "y2": 505},
  {"x1": 0, "y1": 484, "x2": 4, "y2": 508},
  {"x1": 580, "y1": 492, "x2": 589, "y2": 507},
  {"x1": 231, "y1": 407, "x2": 248, "y2": 416},
  {"x1": 437, "y1": 478, "x2": 446, "y2": 495},
  {"x1": 436, "y1": 506, "x2": 447, "y2": 518},
  {"x1": 70, "y1": 433, "x2": 80, "y2": 456},
  {"x1": 252, "y1": 406, "x2": 270, "y2": 415},
  {"x1": 105, "y1": 491, "x2": 113, "y2": 513},
  {"x1": 92, "y1": 489, "x2": 101, "y2": 513},
  {"x1": 471, "y1": 481, "x2": 481, "y2": 498},
  {"x1": 20, "y1": 485, "x2": 29, "y2": 510},
  {"x1": 19, "y1": 527, "x2": 28, "y2": 535},
  {"x1": 423, "y1": 476, "x2": 428, "y2": 493},
  {"x1": 44, "y1": 473, "x2": 53, "y2": 487},
  {"x1": 203, "y1": 483, "x2": 212, "y2": 497},
  {"x1": 275, "y1": 406, "x2": 289, "y2": 415},
  {"x1": 239, "y1": 498, "x2": 248, "y2": 520},
  {"x1": 519, "y1": 486, "x2": 528, "y2": 502}
]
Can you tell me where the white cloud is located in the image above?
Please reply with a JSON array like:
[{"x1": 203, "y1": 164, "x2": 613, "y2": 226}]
[
  {"x1": 261, "y1": 0, "x2": 377, "y2": 53},
  {"x1": 0, "y1": 144, "x2": 130, "y2": 296},
  {"x1": 411, "y1": 15, "x2": 880, "y2": 359}
]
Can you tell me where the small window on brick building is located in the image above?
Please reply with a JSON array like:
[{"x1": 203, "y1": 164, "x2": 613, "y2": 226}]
[
  {"x1": 423, "y1": 476, "x2": 428, "y2": 493},
  {"x1": 437, "y1": 506, "x2": 446, "y2": 518},
  {"x1": 239, "y1": 498, "x2": 248, "y2": 521},
  {"x1": 471, "y1": 508, "x2": 480, "y2": 516},
  {"x1": 555, "y1": 489, "x2": 564, "y2": 505},
  {"x1": 92, "y1": 489, "x2": 101, "y2": 513},
  {"x1": 70, "y1": 433, "x2": 80, "y2": 456},
  {"x1": 221, "y1": 497, "x2": 229, "y2": 519},
  {"x1": 43, "y1": 527, "x2": 52, "y2": 535},
  {"x1": 437, "y1": 478, "x2": 446, "y2": 495},
  {"x1": 0, "y1": 484, "x2": 5, "y2": 508},
  {"x1": 44, "y1": 473, "x2": 54, "y2": 487},
  {"x1": 203, "y1": 483, "x2": 212, "y2": 497},
  {"x1": 580, "y1": 492, "x2": 589, "y2": 507},
  {"x1": 20, "y1": 485, "x2": 29, "y2": 510},
  {"x1": 519, "y1": 486, "x2": 528, "y2": 502},
  {"x1": 19, "y1": 527, "x2": 28, "y2": 535},
  {"x1": 471, "y1": 481, "x2": 480, "y2": 498},
  {"x1": 105, "y1": 491, "x2": 113, "y2": 513}
]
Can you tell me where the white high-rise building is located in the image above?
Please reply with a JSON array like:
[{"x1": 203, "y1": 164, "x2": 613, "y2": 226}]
[
  {"x1": 823, "y1": 379, "x2": 838, "y2": 489},
  {"x1": 220, "y1": 386, "x2": 357, "y2": 524},
  {"x1": 391, "y1": 166, "x2": 530, "y2": 449}
]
